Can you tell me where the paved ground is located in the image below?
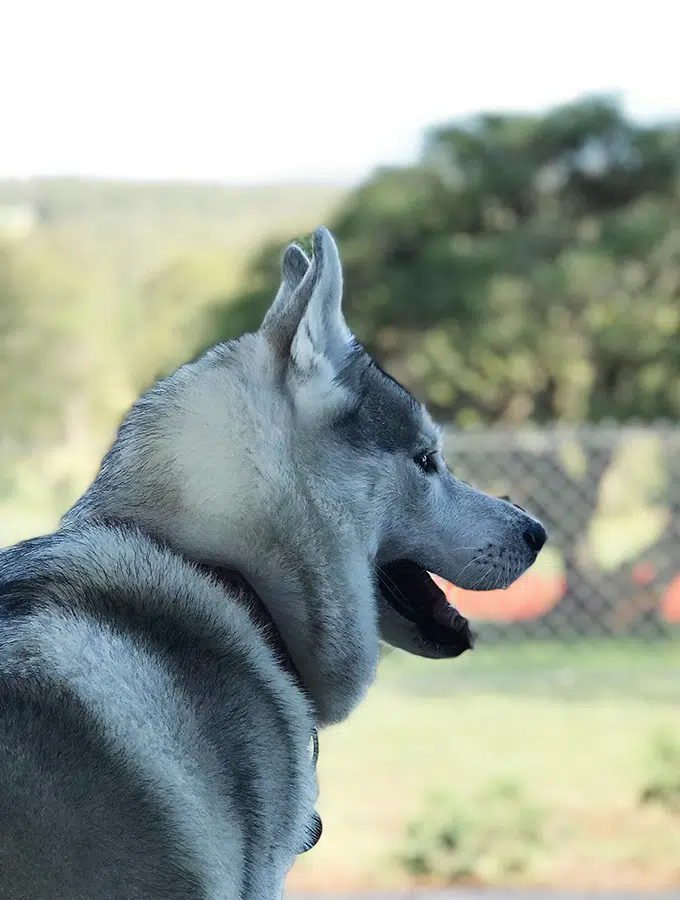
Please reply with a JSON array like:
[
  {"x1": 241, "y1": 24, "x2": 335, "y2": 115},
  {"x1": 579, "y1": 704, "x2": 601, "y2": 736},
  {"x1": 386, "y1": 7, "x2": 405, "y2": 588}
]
[{"x1": 287, "y1": 891, "x2": 680, "y2": 900}]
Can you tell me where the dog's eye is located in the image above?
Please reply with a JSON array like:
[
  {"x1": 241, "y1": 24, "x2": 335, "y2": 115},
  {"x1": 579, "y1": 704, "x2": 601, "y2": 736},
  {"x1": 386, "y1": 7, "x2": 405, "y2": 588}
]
[{"x1": 414, "y1": 451, "x2": 438, "y2": 474}]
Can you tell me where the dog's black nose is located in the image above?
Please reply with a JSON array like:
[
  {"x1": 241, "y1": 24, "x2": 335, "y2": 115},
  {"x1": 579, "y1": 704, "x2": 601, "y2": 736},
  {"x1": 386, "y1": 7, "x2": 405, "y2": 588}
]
[{"x1": 523, "y1": 521, "x2": 547, "y2": 553}]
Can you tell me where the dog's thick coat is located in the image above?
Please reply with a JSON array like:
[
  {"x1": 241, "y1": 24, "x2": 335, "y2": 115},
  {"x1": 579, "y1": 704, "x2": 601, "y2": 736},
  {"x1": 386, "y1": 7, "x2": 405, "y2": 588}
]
[{"x1": 0, "y1": 228, "x2": 545, "y2": 899}]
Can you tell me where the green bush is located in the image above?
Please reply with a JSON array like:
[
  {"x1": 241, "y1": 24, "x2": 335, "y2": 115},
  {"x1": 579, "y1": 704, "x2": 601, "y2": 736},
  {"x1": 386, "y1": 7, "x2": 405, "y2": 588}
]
[
  {"x1": 640, "y1": 732, "x2": 680, "y2": 814},
  {"x1": 396, "y1": 779, "x2": 544, "y2": 883}
]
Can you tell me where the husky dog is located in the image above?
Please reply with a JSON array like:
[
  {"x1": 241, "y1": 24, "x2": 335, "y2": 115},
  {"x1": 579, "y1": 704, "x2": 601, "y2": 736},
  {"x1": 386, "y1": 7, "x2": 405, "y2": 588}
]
[{"x1": 0, "y1": 228, "x2": 545, "y2": 899}]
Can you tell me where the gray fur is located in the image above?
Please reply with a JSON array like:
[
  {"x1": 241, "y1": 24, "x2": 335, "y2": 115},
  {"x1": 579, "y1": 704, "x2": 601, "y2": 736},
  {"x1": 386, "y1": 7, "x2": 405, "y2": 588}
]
[
  {"x1": 260, "y1": 242, "x2": 311, "y2": 354},
  {"x1": 0, "y1": 226, "x2": 545, "y2": 899}
]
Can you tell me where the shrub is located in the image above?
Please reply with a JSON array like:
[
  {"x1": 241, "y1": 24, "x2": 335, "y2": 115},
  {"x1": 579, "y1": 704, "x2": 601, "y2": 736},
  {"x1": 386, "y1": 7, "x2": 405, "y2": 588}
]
[
  {"x1": 396, "y1": 779, "x2": 544, "y2": 883},
  {"x1": 640, "y1": 731, "x2": 680, "y2": 814}
]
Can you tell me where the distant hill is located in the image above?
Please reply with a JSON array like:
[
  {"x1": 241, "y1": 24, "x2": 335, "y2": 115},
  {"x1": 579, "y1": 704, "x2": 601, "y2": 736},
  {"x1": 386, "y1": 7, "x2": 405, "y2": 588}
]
[{"x1": 0, "y1": 177, "x2": 347, "y2": 262}]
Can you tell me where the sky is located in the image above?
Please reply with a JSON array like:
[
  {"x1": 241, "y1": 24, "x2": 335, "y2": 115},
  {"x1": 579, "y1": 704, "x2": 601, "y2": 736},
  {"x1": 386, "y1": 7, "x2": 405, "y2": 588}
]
[{"x1": 2, "y1": 0, "x2": 677, "y2": 185}]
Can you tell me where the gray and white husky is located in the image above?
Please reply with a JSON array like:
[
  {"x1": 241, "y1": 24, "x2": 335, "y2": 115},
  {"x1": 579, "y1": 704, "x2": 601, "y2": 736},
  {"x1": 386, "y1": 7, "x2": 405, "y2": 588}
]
[{"x1": 0, "y1": 227, "x2": 545, "y2": 899}]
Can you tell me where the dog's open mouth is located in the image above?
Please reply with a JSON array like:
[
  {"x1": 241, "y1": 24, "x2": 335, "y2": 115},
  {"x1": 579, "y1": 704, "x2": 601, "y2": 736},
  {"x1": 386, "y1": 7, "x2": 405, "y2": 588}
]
[{"x1": 378, "y1": 560, "x2": 474, "y2": 656}]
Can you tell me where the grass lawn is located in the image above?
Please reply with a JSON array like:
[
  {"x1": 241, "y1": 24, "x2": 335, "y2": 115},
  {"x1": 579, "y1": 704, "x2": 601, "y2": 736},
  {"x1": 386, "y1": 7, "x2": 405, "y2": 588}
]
[{"x1": 287, "y1": 641, "x2": 680, "y2": 893}]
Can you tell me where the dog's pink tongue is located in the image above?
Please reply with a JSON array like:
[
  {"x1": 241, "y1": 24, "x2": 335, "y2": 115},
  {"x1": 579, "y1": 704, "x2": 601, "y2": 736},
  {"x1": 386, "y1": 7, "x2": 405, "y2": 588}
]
[{"x1": 432, "y1": 592, "x2": 462, "y2": 628}]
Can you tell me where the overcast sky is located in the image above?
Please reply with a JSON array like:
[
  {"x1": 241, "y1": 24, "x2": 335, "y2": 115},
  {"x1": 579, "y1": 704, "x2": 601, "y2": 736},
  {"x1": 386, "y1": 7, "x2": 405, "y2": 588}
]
[{"x1": 2, "y1": 0, "x2": 677, "y2": 184}]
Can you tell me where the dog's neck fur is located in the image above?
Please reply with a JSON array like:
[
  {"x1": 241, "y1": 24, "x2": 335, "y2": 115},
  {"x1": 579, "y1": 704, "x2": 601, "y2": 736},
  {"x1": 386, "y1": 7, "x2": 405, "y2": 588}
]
[
  {"x1": 62, "y1": 391, "x2": 380, "y2": 728},
  {"x1": 61, "y1": 230, "x2": 386, "y2": 728},
  {"x1": 232, "y1": 527, "x2": 378, "y2": 727},
  {"x1": 163, "y1": 476, "x2": 379, "y2": 727},
  {"x1": 193, "y1": 563, "x2": 378, "y2": 725},
  {"x1": 192, "y1": 561, "x2": 306, "y2": 693},
  {"x1": 64, "y1": 498, "x2": 379, "y2": 729}
]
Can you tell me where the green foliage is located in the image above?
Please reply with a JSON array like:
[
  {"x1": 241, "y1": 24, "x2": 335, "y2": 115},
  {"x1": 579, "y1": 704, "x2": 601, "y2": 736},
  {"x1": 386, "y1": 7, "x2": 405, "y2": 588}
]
[
  {"x1": 0, "y1": 179, "x2": 341, "y2": 526},
  {"x1": 0, "y1": 237, "x2": 88, "y2": 447},
  {"x1": 219, "y1": 97, "x2": 680, "y2": 424},
  {"x1": 640, "y1": 731, "x2": 680, "y2": 813},
  {"x1": 396, "y1": 780, "x2": 544, "y2": 883},
  {"x1": 0, "y1": 180, "x2": 341, "y2": 411}
]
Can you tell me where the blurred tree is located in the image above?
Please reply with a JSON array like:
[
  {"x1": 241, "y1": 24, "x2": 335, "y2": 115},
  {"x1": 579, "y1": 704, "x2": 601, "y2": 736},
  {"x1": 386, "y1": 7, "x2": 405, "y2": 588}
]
[
  {"x1": 213, "y1": 97, "x2": 680, "y2": 426},
  {"x1": 206, "y1": 97, "x2": 680, "y2": 633},
  {"x1": 121, "y1": 248, "x2": 242, "y2": 391},
  {"x1": 0, "y1": 240, "x2": 86, "y2": 449},
  {"x1": 0, "y1": 180, "x2": 340, "y2": 535}
]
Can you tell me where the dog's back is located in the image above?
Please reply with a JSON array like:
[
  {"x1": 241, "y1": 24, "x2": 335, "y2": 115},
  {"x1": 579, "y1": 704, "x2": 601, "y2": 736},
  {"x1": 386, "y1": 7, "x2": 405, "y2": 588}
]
[{"x1": 0, "y1": 523, "x2": 317, "y2": 900}]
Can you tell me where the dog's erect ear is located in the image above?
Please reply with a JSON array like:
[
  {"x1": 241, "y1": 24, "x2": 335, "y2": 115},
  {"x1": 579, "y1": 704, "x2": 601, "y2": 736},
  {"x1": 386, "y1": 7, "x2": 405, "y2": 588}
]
[
  {"x1": 260, "y1": 227, "x2": 350, "y2": 371},
  {"x1": 289, "y1": 227, "x2": 350, "y2": 372},
  {"x1": 260, "y1": 242, "x2": 311, "y2": 353}
]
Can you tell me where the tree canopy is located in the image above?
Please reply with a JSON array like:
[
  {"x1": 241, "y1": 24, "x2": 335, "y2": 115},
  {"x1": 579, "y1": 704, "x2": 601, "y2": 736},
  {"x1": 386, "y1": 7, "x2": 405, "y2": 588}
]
[{"x1": 216, "y1": 97, "x2": 680, "y2": 425}]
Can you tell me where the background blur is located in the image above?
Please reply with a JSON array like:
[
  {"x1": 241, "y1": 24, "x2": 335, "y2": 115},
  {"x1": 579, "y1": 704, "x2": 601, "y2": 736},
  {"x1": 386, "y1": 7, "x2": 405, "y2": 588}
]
[{"x1": 3, "y1": 0, "x2": 680, "y2": 893}]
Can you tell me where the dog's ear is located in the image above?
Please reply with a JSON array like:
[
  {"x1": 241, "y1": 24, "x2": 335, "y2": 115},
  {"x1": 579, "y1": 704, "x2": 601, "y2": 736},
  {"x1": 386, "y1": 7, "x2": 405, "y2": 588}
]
[
  {"x1": 289, "y1": 227, "x2": 351, "y2": 373},
  {"x1": 261, "y1": 227, "x2": 350, "y2": 372},
  {"x1": 260, "y1": 242, "x2": 311, "y2": 353}
]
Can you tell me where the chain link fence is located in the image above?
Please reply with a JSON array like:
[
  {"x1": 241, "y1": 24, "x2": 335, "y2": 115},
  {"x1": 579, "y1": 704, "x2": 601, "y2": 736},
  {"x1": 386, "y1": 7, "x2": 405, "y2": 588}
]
[{"x1": 439, "y1": 424, "x2": 680, "y2": 641}]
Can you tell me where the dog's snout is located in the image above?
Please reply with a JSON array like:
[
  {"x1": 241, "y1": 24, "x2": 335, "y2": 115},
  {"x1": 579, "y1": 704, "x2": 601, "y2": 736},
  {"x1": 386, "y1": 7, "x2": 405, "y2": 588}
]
[{"x1": 523, "y1": 520, "x2": 547, "y2": 553}]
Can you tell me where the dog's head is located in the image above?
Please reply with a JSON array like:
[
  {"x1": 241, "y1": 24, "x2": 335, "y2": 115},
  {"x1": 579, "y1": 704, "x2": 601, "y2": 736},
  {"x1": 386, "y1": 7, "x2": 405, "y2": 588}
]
[{"x1": 254, "y1": 229, "x2": 545, "y2": 665}]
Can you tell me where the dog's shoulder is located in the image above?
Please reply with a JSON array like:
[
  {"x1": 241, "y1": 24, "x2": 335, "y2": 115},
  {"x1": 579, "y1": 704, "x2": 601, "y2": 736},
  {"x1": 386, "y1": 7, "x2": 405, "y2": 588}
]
[
  {"x1": 0, "y1": 522, "x2": 195, "y2": 626},
  {"x1": 0, "y1": 523, "x2": 319, "y2": 896},
  {"x1": 0, "y1": 521, "x2": 313, "y2": 723}
]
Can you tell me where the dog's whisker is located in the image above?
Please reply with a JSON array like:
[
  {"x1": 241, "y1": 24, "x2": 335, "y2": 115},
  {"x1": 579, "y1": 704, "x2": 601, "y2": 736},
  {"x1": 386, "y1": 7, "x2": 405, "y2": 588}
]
[
  {"x1": 471, "y1": 563, "x2": 495, "y2": 591},
  {"x1": 455, "y1": 554, "x2": 487, "y2": 581}
]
